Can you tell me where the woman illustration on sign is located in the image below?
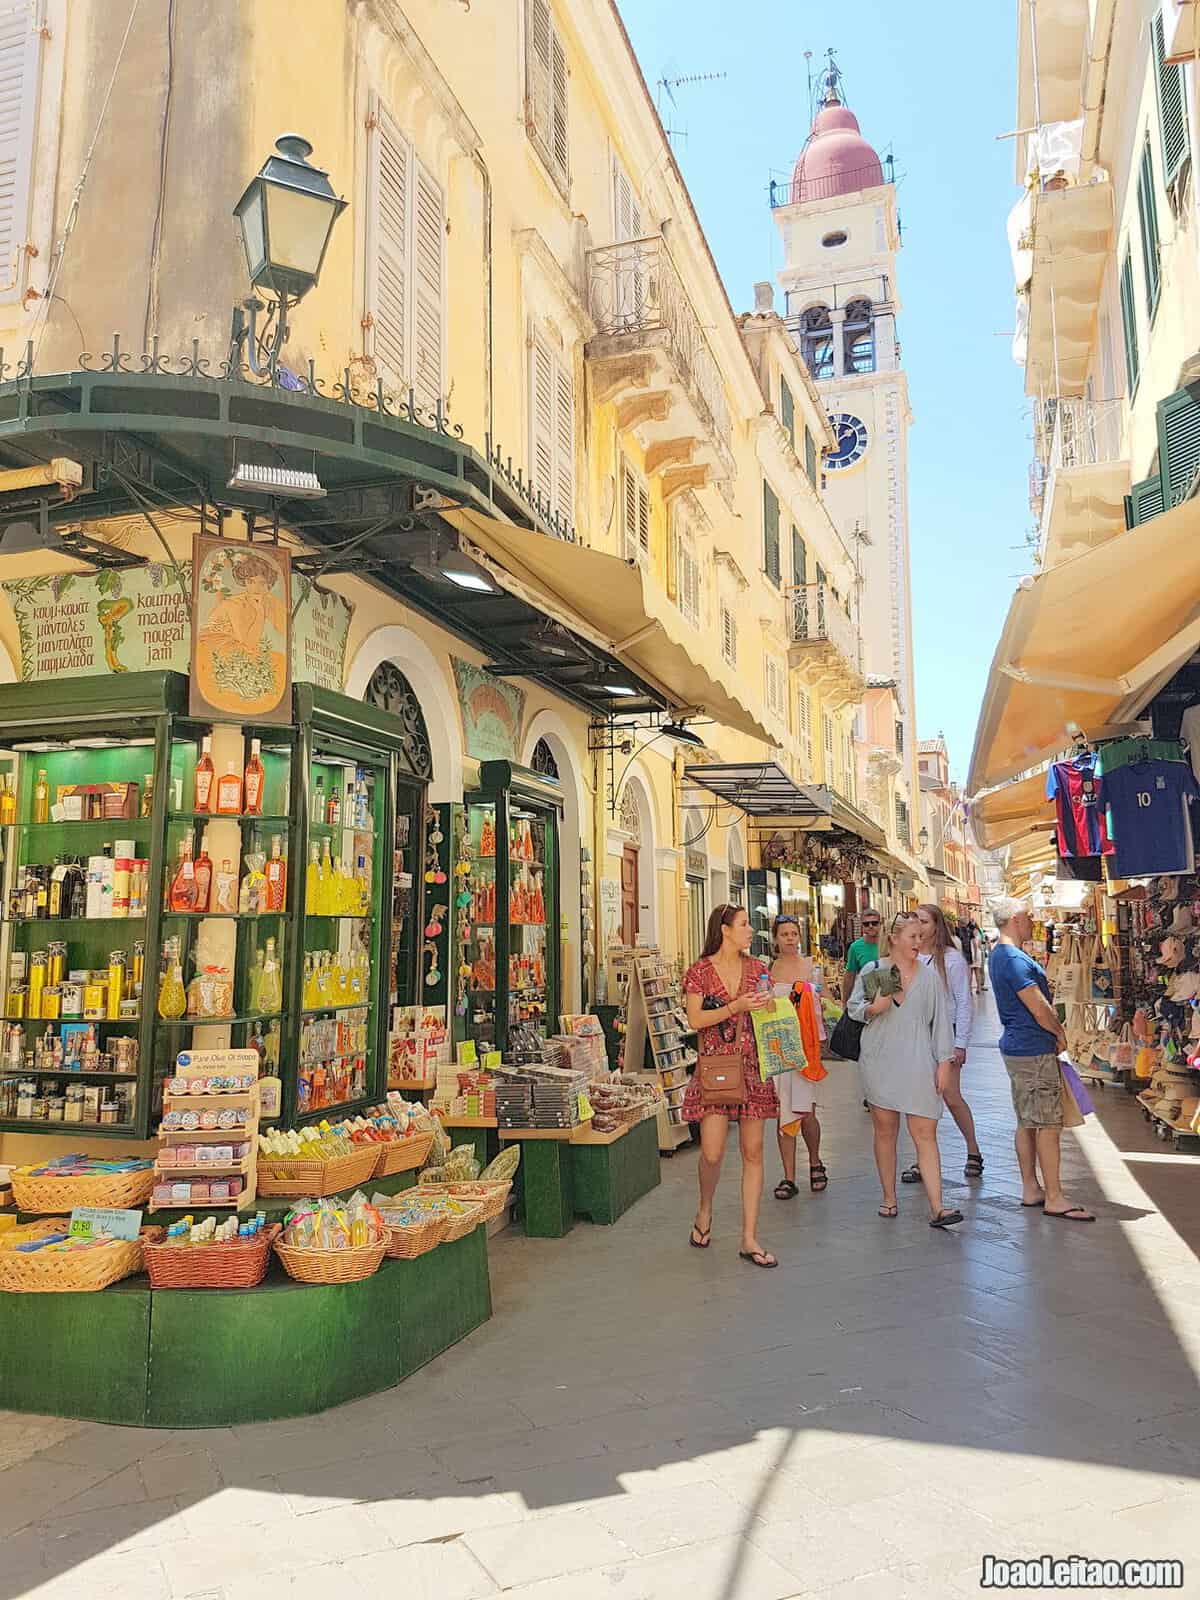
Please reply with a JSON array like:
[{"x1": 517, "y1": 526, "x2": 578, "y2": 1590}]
[{"x1": 196, "y1": 550, "x2": 288, "y2": 715}]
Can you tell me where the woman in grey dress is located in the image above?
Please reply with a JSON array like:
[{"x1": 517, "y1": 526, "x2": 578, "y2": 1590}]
[{"x1": 848, "y1": 914, "x2": 962, "y2": 1228}]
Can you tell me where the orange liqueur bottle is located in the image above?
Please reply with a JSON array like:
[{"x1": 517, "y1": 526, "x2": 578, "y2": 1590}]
[
  {"x1": 168, "y1": 838, "x2": 198, "y2": 913},
  {"x1": 244, "y1": 738, "x2": 265, "y2": 815},
  {"x1": 194, "y1": 735, "x2": 214, "y2": 812}
]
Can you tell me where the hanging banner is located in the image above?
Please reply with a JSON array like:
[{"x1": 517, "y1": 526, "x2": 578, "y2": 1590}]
[
  {"x1": 2, "y1": 560, "x2": 351, "y2": 694},
  {"x1": 452, "y1": 656, "x2": 525, "y2": 761}
]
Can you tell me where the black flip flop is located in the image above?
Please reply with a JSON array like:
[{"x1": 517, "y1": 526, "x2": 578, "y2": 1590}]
[
  {"x1": 689, "y1": 1223, "x2": 711, "y2": 1248},
  {"x1": 900, "y1": 1165, "x2": 923, "y2": 1184},
  {"x1": 1043, "y1": 1205, "x2": 1095, "y2": 1223},
  {"x1": 878, "y1": 1204, "x2": 898, "y2": 1219},
  {"x1": 774, "y1": 1179, "x2": 799, "y2": 1200},
  {"x1": 738, "y1": 1248, "x2": 778, "y2": 1268},
  {"x1": 929, "y1": 1210, "x2": 964, "y2": 1229},
  {"x1": 1020, "y1": 1198, "x2": 1046, "y2": 1208}
]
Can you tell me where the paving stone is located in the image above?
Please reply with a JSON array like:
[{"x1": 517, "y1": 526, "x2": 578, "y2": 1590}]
[{"x1": 462, "y1": 1507, "x2": 632, "y2": 1586}]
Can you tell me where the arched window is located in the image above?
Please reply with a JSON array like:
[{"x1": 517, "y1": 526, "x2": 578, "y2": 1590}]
[
  {"x1": 530, "y1": 738, "x2": 559, "y2": 779},
  {"x1": 843, "y1": 299, "x2": 875, "y2": 375},
  {"x1": 365, "y1": 661, "x2": 433, "y2": 780},
  {"x1": 800, "y1": 305, "x2": 834, "y2": 380}
]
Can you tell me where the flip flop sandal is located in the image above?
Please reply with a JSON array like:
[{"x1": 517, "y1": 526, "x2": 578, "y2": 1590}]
[
  {"x1": 689, "y1": 1223, "x2": 712, "y2": 1248},
  {"x1": 930, "y1": 1210, "x2": 964, "y2": 1229},
  {"x1": 809, "y1": 1164, "x2": 829, "y2": 1192},
  {"x1": 1020, "y1": 1198, "x2": 1046, "y2": 1208},
  {"x1": 1043, "y1": 1206, "x2": 1095, "y2": 1222},
  {"x1": 738, "y1": 1248, "x2": 778, "y2": 1268},
  {"x1": 878, "y1": 1204, "x2": 898, "y2": 1218},
  {"x1": 900, "y1": 1165, "x2": 923, "y2": 1184},
  {"x1": 964, "y1": 1154, "x2": 985, "y2": 1178},
  {"x1": 774, "y1": 1179, "x2": 800, "y2": 1200}
]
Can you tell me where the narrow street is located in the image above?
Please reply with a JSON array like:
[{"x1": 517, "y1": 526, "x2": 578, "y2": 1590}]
[{"x1": 4, "y1": 996, "x2": 1198, "y2": 1600}]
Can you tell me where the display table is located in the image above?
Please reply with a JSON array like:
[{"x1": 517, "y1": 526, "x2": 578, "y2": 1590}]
[
  {"x1": 440, "y1": 1116, "x2": 501, "y2": 1168},
  {"x1": 0, "y1": 1229, "x2": 490, "y2": 1427},
  {"x1": 502, "y1": 1115, "x2": 661, "y2": 1238}
]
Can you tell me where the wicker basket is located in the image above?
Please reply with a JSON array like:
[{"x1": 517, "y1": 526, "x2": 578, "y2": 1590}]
[
  {"x1": 441, "y1": 1181, "x2": 511, "y2": 1222},
  {"x1": 372, "y1": 1130, "x2": 435, "y2": 1178},
  {"x1": 11, "y1": 1166, "x2": 157, "y2": 1215},
  {"x1": 437, "y1": 1201, "x2": 484, "y2": 1243},
  {"x1": 255, "y1": 1144, "x2": 381, "y2": 1198},
  {"x1": 273, "y1": 1236, "x2": 386, "y2": 1284},
  {"x1": 381, "y1": 1212, "x2": 447, "y2": 1259},
  {"x1": 0, "y1": 1226, "x2": 163, "y2": 1294},
  {"x1": 143, "y1": 1224, "x2": 281, "y2": 1290}
]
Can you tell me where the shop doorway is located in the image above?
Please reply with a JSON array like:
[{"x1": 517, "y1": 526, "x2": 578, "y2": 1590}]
[
  {"x1": 685, "y1": 864, "x2": 707, "y2": 963},
  {"x1": 621, "y1": 845, "x2": 639, "y2": 944}
]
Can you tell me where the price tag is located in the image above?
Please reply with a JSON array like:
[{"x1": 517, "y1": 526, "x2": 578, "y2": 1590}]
[
  {"x1": 577, "y1": 1093, "x2": 593, "y2": 1122},
  {"x1": 483, "y1": 1050, "x2": 502, "y2": 1071},
  {"x1": 68, "y1": 1206, "x2": 142, "y2": 1242},
  {"x1": 456, "y1": 1040, "x2": 478, "y2": 1066}
]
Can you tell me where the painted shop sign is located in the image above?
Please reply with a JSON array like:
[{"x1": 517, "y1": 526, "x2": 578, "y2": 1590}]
[
  {"x1": 190, "y1": 537, "x2": 292, "y2": 723},
  {"x1": 2, "y1": 561, "x2": 353, "y2": 696},
  {"x1": 453, "y1": 657, "x2": 525, "y2": 762}
]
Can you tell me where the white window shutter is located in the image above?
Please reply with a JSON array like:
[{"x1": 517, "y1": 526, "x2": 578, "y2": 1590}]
[
  {"x1": 550, "y1": 27, "x2": 569, "y2": 184},
  {"x1": 553, "y1": 356, "x2": 574, "y2": 529},
  {"x1": 411, "y1": 158, "x2": 444, "y2": 411},
  {"x1": 366, "y1": 101, "x2": 409, "y2": 392},
  {"x1": 530, "y1": 331, "x2": 555, "y2": 508},
  {"x1": 0, "y1": 3, "x2": 39, "y2": 299},
  {"x1": 613, "y1": 155, "x2": 641, "y2": 242}
]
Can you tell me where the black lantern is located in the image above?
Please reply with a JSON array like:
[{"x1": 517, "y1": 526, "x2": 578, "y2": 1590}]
[
  {"x1": 234, "y1": 135, "x2": 346, "y2": 300},
  {"x1": 918, "y1": 826, "x2": 930, "y2": 855}
]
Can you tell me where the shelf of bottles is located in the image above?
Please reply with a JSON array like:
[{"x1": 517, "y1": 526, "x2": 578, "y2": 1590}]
[
  {"x1": 461, "y1": 774, "x2": 560, "y2": 1058},
  {"x1": 149, "y1": 721, "x2": 294, "y2": 1118},
  {"x1": 295, "y1": 748, "x2": 383, "y2": 1121},
  {"x1": 0, "y1": 724, "x2": 163, "y2": 1133}
]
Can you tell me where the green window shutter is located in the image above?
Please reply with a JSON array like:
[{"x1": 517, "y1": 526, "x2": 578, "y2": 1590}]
[
  {"x1": 780, "y1": 379, "x2": 795, "y2": 447},
  {"x1": 791, "y1": 525, "x2": 806, "y2": 587},
  {"x1": 803, "y1": 426, "x2": 817, "y2": 484},
  {"x1": 1124, "y1": 473, "x2": 1164, "y2": 527},
  {"x1": 763, "y1": 481, "x2": 781, "y2": 586},
  {"x1": 1156, "y1": 382, "x2": 1200, "y2": 507},
  {"x1": 1136, "y1": 141, "x2": 1161, "y2": 317},
  {"x1": 1119, "y1": 249, "x2": 1140, "y2": 394},
  {"x1": 1153, "y1": 12, "x2": 1190, "y2": 186}
]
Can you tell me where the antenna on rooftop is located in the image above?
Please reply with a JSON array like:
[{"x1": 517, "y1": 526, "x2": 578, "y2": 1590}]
[{"x1": 655, "y1": 71, "x2": 727, "y2": 149}]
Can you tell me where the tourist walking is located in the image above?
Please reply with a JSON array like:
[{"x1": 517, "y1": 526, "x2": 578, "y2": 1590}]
[
  {"x1": 989, "y1": 898, "x2": 1095, "y2": 1221},
  {"x1": 962, "y1": 916, "x2": 987, "y2": 994},
  {"x1": 901, "y1": 903, "x2": 983, "y2": 1184},
  {"x1": 848, "y1": 912, "x2": 963, "y2": 1228},
  {"x1": 840, "y1": 907, "x2": 882, "y2": 1003},
  {"x1": 768, "y1": 914, "x2": 828, "y2": 1199},
  {"x1": 681, "y1": 904, "x2": 778, "y2": 1267}
]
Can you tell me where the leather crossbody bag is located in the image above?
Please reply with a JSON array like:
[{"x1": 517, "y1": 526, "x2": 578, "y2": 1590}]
[{"x1": 697, "y1": 1011, "x2": 748, "y2": 1108}]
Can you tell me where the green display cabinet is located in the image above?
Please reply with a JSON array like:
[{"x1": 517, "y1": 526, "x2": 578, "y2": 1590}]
[{"x1": 462, "y1": 761, "x2": 562, "y2": 1057}]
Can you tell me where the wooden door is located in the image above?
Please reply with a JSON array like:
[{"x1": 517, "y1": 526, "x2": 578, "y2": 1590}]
[{"x1": 621, "y1": 845, "x2": 639, "y2": 945}]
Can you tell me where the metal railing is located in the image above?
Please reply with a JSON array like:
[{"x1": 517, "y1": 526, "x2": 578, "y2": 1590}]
[
  {"x1": 1039, "y1": 396, "x2": 1124, "y2": 475},
  {"x1": 787, "y1": 582, "x2": 860, "y2": 672},
  {"x1": 769, "y1": 165, "x2": 889, "y2": 207},
  {"x1": 586, "y1": 235, "x2": 732, "y2": 455}
]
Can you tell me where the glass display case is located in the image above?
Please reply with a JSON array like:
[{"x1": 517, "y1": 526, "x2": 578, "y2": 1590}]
[{"x1": 461, "y1": 761, "x2": 561, "y2": 1059}]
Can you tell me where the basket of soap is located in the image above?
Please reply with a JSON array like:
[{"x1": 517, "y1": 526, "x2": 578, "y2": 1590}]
[
  {"x1": 256, "y1": 1127, "x2": 380, "y2": 1198},
  {"x1": 272, "y1": 1195, "x2": 387, "y2": 1284},
  {"x1": 11, "y1": 1157, "x2": 157, "y2": 1215},
  {"x1": 0, "y1": 1220, "x2": 163, "y2": 1294},
  {"x1": 143, "y1": 1216, "x2": 280, "y2": 1289}
]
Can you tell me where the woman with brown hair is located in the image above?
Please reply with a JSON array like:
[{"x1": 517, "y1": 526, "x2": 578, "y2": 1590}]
[
  {"x1": 899, "y1": 903, "x2": 982, "y2": 1184},
  {"x1": 681, "y1": 903, "x2": 778, "y2": 1267}
]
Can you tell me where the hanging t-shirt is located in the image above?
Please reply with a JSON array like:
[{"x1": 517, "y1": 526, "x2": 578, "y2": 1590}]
[
  {"x1": 1104, "y1": 758, "x2": 1200, "y2": 878},
  {"x1": 1046, "y1": 758, "x2": 1113, "y2": 857}
]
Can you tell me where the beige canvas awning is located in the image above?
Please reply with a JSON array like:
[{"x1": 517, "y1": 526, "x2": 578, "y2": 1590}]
[
  {"x1": 443, "y1": 508, "x2": 772, "y2": 744},
  {"x1": 970, "y1": 769, "x2": 1055, "y2": 850},
  {"x1": 968, "y1": 502, "x2": 1200, "y2": 792}
]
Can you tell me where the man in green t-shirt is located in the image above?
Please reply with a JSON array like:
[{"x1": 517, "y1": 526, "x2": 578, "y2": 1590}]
[{"x1": 840, "y1": 911, "x2": 882, "y2": 1003}]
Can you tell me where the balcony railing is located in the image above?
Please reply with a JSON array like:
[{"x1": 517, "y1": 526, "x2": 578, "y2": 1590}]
[
  {"x1": 586, "y1": 235, "x2": 732, "y2": 454},
  {"x1": 769, "y1": 166, "x2": 890, "y2": 207},
  {"x1": 1039, "y1": 396, "x2": 1123, "y2": 475},
  {"x1": 788, "y1": 581, "x2": 860, "y2": 670}
]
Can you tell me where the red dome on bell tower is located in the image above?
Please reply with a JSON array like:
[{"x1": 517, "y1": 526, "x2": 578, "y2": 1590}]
[{"x1": 790, "y1": 55, "x2": 884, "y2": 204}]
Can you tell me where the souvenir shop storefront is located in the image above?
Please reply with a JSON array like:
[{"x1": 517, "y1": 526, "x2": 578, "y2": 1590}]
[
  {"x1": 969, "y1": 508, "x2": 1200, "y2": 1149},
  {"x1": 0, "y1": 360, "x2": 749, "y2": 1423}
]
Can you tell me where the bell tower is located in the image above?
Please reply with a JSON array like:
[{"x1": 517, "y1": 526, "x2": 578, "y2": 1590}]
[{"x1": 771, "y1": 52, "x2": 919, "y2": 846}]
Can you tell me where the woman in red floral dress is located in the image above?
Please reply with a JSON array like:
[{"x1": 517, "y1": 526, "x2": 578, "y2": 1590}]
[{"x1": 682, "y1": 904, "x2": 778, "y2": 1267}]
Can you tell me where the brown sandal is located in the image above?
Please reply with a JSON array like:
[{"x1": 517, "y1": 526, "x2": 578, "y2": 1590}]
[{"x1": 810, "y1": 1163, "x2": 828, "y2": 1191}]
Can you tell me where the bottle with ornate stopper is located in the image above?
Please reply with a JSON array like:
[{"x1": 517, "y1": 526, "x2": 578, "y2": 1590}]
[
  {"x1": 193, "y1": 829, "x2": 213, "y2": 914},
  {"x1": 244, "y1": 738, "x2": 265, "y2": 815},
  {"x1": 194, "y1": 735, "x2": 214, "y2": 812},
  {"x1": 311, "y1": 774, "x2": 325, "y2": 825},
  {"x1": 167, "y1": 838, "x2": 198, "y2": 912}
]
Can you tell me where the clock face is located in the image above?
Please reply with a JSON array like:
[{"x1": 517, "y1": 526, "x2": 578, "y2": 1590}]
[{"x1": 827, "y1": 413, "x2": 869, "y2": 470}]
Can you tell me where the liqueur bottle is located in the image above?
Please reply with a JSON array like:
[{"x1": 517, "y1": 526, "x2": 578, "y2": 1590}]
[
  {"x1": 243, "y1": 738, "x2": 265, "y2": 815},
  {"x1": 194, "y1": 736, "x2": 215, "y2": 812}
]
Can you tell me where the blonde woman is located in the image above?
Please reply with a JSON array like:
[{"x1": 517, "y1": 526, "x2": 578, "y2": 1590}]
[{"x1": 847, "y1": 913, "x2": 962, "y2": 1227}]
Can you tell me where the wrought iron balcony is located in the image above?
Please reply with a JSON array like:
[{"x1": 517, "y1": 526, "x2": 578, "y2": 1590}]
[
  {"x1": 585, "y1": 235, "x2": 733, "y2": 483},
  {"x1": 768, "y1": 165, "x2": 890, "y2": 207},
  {"x1": 1034, "y1": 396, "x2": 1128, "y2": 570},
  {"x1": 787, "y1": 582, "x2": 864, "y2": 707}
]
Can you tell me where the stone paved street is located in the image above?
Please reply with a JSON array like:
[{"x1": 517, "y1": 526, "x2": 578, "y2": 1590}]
[{"x1": 4, "y1": 996, "x2": 1200, "y2": 1599}]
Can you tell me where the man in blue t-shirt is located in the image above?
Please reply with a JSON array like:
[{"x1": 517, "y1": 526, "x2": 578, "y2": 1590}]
[{"x1": 988, "y1": 898, "x2": 1094, "y2": 1222}]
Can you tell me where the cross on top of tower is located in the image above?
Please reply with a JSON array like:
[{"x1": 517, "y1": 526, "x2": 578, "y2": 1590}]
[{"x1": 788, "y1": 49, "x2": 884, "y2": 205}]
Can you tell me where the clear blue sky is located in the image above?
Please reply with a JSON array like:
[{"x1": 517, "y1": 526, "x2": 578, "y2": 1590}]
[{"x1": 618, "y1": 0, "x2": 1030, "y2": 786}]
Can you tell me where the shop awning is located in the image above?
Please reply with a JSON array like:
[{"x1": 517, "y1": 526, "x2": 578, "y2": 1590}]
[
  {"x1": 682, "y1": 761, "x2": 831, "y2": 818},
  {"x1": 446, "y1": 508, "x2": 772, "y2": 743},
  {"x1": 970, "y1": 769, "x2": 1055, "y2": 850},
  {"x1": 968, "y1": 503, "x2": 1200, "y2": 792},
  {"x1": 828, "y1": 791, "x2": 887, "y2": 849}
]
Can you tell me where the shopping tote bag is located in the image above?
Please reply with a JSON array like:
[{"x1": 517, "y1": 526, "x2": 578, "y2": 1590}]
[
  {"x1": 751, "y1": 998, "x2": 807, "y2": 1081},
  {"x1": 1060, "y1": 1058, "x2": 1095, "y2": 1127}
]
